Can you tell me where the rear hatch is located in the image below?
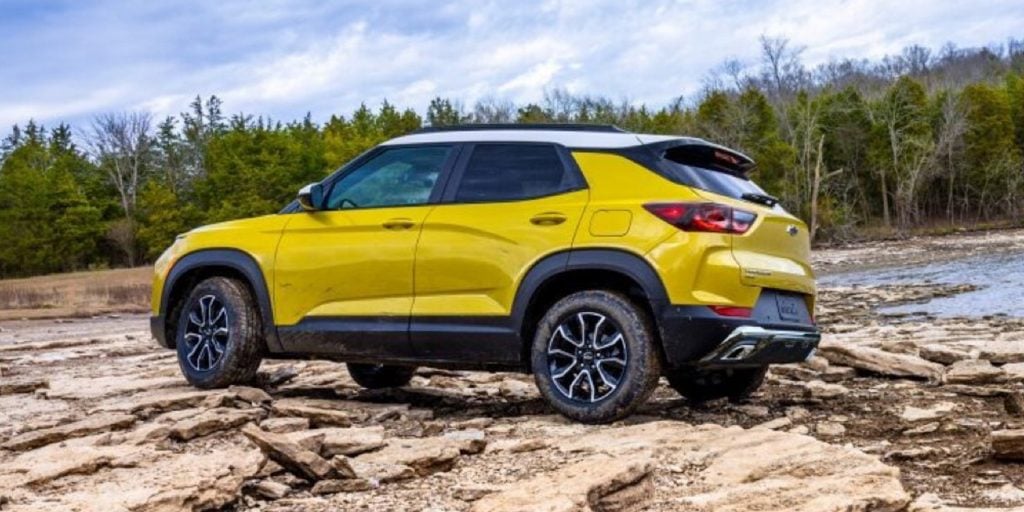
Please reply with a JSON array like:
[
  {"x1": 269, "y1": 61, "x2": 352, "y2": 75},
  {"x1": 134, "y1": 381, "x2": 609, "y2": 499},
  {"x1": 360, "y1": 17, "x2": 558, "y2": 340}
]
[
  {"x1": 656, "y1": 142, "x2": 816, "y2": 296},
  {"x1": 728, "y1": 203, "x2": 814, "y2": 295}
]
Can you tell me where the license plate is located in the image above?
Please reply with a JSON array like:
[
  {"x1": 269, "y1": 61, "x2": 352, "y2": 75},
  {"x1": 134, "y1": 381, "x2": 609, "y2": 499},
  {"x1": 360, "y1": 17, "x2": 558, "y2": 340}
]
[{"x1": 776, "y1": 294, "x2": 805, "y2": 323}]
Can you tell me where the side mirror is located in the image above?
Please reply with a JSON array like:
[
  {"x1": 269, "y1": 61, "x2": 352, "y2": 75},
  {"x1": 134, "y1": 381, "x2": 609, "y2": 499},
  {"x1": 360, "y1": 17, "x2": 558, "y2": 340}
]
[{"x1": 297, "y1": 183, "x2": 324, "y2": 211}]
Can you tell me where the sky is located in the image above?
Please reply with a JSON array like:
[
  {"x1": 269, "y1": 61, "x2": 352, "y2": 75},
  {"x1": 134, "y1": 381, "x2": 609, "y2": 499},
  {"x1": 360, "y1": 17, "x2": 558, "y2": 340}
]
[{"x1": 1, "y1": 0, "x2": 1022, "y2": 130}]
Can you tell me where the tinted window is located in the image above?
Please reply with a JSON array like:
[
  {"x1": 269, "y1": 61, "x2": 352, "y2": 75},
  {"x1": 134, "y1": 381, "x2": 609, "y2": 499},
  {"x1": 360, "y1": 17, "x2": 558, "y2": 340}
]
[
  {"x1": 326, "y1": 146, "x2": 451, "y2": 209},
  {"x1": 660, "y1": 145, "x2": 767, "y2": 201},
  {"x1": 667, "y1": 162, "x2": 768, "y2": 199},
  {"x1": 455, "y1": 144, "x2": 574, "y2": 202}
]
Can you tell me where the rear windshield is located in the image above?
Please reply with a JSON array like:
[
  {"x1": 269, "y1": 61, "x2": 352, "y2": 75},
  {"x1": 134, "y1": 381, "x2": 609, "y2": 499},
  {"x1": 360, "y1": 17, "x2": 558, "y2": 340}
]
[{"x1": 660, "y1": 145, "x2": 766, "y2": 200}]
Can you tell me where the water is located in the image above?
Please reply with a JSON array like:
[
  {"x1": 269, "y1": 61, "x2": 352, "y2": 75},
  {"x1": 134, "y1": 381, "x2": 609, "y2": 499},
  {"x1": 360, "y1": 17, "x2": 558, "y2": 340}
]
[{"x1": 818, "y1": 251, "x2": 1024, "y2": 317}]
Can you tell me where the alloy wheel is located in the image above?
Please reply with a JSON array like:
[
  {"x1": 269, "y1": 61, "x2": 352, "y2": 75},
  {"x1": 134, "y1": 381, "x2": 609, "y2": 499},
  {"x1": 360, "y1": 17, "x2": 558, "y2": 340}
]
[
  {"x1": 182, "y1": 294, "x2": 230, "y2": 372},
  {"x1": 546, "y1": 311, "x2": 628, "y2": 403}
]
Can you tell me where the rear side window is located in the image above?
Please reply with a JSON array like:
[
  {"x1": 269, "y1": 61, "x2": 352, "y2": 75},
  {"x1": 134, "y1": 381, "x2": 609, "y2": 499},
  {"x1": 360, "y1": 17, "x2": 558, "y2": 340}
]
[
  {"x1": 660, "y1": 145, "x2": 766, "y2": 200},
  {"x1": 454, "y1": 144, "x2": 577, "y2": 202}
]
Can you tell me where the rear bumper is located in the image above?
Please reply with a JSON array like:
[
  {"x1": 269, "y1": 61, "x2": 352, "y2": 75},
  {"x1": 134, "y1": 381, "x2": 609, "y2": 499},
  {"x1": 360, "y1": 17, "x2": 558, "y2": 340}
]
[
  {"x1": 656, "y1": 302, "x2": 819, "y2": 368},
  {"x1": 698, "y1": 325, "x2": 819, "y2": 367}
]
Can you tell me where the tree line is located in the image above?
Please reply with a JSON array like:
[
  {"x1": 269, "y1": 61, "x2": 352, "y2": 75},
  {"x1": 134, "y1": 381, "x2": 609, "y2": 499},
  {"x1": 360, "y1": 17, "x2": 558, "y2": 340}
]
[{"x1": 1, "y1": 36, "x2": 1023, "y2": 278}]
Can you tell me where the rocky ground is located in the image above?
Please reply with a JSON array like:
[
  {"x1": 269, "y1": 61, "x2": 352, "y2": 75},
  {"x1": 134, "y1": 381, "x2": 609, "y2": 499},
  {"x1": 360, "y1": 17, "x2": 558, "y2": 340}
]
[{"x1": 3, "y1": 230, "x2": 1024, "y2": 511}]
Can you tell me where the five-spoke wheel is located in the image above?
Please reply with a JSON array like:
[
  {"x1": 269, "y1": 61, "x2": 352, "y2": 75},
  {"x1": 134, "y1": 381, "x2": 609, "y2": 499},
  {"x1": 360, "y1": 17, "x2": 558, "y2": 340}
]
[
  {"x1": 182, "y1": 295, "x2": 229, "y2": 372},
  {"x1": 175, "y1": 277, "x2": 262, "y2": 389},
  {"x1": 547, "y1": 312, "x2": 628, "y2": 403},
  {"x1": 532, "y1": 290, "x2": 661, "y2": 424}
]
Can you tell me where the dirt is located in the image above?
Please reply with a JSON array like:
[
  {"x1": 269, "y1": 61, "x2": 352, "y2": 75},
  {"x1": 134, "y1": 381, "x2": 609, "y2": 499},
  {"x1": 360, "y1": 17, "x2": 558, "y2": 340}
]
[{"x1": 2, "y1": 229, "x2": 1024, "y2": 511}]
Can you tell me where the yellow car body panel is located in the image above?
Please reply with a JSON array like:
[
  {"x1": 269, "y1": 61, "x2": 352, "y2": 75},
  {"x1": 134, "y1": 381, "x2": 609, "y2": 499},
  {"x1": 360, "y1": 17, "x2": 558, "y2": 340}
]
[
  {"x1": 569, "y1": 151, "x2": 764, "y2": 308},
  {"x1": 151, "y1": 214, "x2": 290, "y2": 316},
  {"x1": 272, "y1": 205, "x2": 434, "y2": 325},
  {"x1": 412, "y1": 189, "x2": 588, "y2": 316},
  {"x1": 692, "y1": 188, "x2": 816, "y2": 310}
]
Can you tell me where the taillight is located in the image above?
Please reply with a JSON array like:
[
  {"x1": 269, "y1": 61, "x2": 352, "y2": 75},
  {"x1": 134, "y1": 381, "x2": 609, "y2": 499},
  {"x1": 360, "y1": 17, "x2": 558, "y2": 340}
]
[
  {"x1": 643, "y1": 202, "x2": 756, "y2": 234},
  {"x1": 708, "y1": 305, "x2": 753, "y2": 318}
]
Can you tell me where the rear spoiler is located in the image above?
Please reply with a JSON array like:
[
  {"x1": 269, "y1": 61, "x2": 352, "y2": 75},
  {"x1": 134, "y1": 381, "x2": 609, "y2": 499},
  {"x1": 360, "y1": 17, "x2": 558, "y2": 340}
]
[{"x1": 662, "y1": 143, "x2": 756, "y2": 178}]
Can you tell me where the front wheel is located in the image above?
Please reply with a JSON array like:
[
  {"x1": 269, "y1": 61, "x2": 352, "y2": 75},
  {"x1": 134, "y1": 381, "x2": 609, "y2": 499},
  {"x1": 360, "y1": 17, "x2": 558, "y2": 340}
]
[
  {"x1": 665, "y1": 367, "x2": 767, "y2": 403},
  {"x1": 175, "y1": 277, "x2": 263, "y2": 389},
  {"x1": 346, "y1": 363, "x2": 416, "y2": 389},
  {"x1": 531, "y1": 291, "x2": 661, "y2": 424}
]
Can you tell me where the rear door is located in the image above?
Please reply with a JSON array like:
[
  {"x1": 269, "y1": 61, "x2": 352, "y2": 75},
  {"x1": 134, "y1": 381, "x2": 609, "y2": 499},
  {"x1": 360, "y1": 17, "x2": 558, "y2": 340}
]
[{"x1": 411, "y1": 142, "x2": 588, "y2": 363}]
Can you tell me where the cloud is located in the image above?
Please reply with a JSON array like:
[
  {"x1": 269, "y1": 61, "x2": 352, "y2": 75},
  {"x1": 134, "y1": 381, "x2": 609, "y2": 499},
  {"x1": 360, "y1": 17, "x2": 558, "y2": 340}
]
[{"x1": 1, "y1": 0, "x2": 1022, "y2": 130}]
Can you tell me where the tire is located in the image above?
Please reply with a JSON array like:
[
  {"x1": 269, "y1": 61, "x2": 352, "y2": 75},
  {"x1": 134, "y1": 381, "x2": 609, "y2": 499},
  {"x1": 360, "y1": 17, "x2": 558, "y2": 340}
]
[
  {"x1": 531, "y1": 290, "x2": 662, "y2": 424},
  {"x1": 347, "y1": 363, "x2": 416, "y2": 389},
  {"x1": 174, "y1": 277, "x2": 263, "y2": 389},
  {"x1": 665, "y1": 366, "x2": 767, "y2": 403}
]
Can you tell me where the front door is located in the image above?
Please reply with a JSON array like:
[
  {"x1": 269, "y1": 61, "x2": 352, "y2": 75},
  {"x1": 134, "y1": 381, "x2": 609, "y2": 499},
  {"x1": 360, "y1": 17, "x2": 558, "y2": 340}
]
[{"x1": 274, "y1": 144, "x2": 457, "y2": 359}]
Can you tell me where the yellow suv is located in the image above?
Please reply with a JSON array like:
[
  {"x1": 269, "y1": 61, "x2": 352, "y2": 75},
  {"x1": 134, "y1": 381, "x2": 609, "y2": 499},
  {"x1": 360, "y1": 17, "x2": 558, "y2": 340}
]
[{"x1": 151, "y1": 125, "x2": 819, "y2": 423}]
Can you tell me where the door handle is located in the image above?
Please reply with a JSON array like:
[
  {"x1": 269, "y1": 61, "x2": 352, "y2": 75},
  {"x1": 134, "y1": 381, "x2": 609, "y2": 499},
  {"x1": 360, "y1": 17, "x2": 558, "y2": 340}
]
[
  {"x1": 382, "y1": 218, "x2": 416, "y2": 230},
  {"x1": 530, "y1": 212, "x2": 568, "y2": 226}
]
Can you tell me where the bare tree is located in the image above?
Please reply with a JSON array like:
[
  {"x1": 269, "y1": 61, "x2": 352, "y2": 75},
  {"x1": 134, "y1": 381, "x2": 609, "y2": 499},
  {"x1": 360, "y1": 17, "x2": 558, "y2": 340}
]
[
  {"x1": 758, "y1": 35, "x2": 807, "y2": 102},
  {"x1": 931, "y1": 93, "x2": 968, "y2": 222},
  {"x1": 469, "y1": 97, "x2": 517, "y2": 123},
  {"x1": 86, "y1": 112, "x2": 154, "y2": 218}
]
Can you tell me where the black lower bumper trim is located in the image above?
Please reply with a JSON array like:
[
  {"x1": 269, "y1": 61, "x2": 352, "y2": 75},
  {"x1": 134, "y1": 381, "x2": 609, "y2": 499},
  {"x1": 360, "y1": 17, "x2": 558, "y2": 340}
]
[
  {"x1": 656, "y1": 300, "x2": 818, "y2": 367},
  {"x1": 150, "y1": 315, "x2": 170, "y2": 349}
]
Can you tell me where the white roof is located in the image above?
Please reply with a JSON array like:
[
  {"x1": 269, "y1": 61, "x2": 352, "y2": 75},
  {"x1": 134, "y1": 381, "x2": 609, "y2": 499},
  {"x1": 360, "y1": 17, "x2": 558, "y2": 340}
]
[{"x1": 381, "y1": 129, "x2": 701, "y2": 149}]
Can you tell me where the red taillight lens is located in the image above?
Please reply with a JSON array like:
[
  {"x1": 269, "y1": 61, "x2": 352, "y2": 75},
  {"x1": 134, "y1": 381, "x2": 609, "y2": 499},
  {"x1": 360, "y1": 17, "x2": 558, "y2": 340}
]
[
  {"x1": 708, "y1": 305, "x2": 753, "y2": 318},
  {"x1": 643, "y1": 202, "x2": 757, "y2": 234}
]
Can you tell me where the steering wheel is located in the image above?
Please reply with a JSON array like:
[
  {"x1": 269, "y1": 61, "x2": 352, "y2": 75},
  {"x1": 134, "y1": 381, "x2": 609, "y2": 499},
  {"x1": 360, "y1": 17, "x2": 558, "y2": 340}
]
[{"x1": 338, "y1": 198, "x2": 359, "y2": 209}]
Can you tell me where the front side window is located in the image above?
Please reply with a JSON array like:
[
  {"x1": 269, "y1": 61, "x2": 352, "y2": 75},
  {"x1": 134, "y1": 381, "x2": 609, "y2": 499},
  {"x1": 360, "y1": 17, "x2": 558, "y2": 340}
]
[
  {"x1": 325, "y1": 145, "x2": 452, "y2": 209},
  {"x1": 454, "y1": 144, "x2": 575, "y2": 202}
]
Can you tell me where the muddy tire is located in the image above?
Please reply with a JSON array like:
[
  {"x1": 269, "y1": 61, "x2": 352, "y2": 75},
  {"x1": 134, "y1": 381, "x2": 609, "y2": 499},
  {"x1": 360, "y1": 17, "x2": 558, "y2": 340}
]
[
  {"x1": 531, "y1": 290, "x2": 662, "y2": 424},
  {"x1": 665, "y1": 366, "x2": 767, "y2": 403},
  {"x1": 347, "y1": 363, "x2": 416, "y2": 389},
  {"x1": 175, "y1": 277, "x2": 263, "y2": 389}
]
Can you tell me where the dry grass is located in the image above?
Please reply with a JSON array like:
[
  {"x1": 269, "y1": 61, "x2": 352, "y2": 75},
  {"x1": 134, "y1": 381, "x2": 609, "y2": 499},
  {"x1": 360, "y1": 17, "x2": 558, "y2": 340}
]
[{"x1": 0, "y1": 267, "x2": 152, "y2": 320}]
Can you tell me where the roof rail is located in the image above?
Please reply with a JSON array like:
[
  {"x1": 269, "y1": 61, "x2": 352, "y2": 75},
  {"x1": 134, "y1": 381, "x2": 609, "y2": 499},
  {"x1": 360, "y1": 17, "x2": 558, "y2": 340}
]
[{"x1": 413, "y1": 123, "x2": 626, "y2": 134}]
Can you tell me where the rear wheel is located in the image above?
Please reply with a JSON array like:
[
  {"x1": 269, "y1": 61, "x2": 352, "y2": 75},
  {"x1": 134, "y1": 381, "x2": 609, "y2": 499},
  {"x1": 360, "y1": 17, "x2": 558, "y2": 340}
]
[
  {"x1": 175, "y1": 277, "x2": 263, "y2": 389},
  {"x1": 665, "y1": 367, "x2": 767, "y2": 403},
  {"x1": 347, "y1": 363, "x2": 416, "y2": 389},
  {"x1": 531, "y1": 290, "x2": 661, "y2": 424}
]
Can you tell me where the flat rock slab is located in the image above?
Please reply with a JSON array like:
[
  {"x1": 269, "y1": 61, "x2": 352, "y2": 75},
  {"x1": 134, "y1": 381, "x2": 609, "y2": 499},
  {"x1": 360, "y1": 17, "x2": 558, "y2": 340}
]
[
  {"x1": 477, "y1": 421, "x2": 909, "y2": 512},
  {"x1": 901, "y1": 402, "x2": 957, "y2": 423},
  {"x1": 945, "y1": 359, "x2": 1005, "y2": 385},
  {"x1": 979, "y1": 342, "x2": 1024, "y2": 364},
  {"x1": 1, "y1": 413, "x2": 136, "y2": 451},
  {"x1": 169, "y1": 408, "x2": 263, "y2": 441},
  {"x1": 471, "y1": 454, "x2": 652, "y2": 512},
  {"x1": 261, "y1": 417, "x2": 310, "y2": 434},
  {"x1": 0, "y1": 377, "x2": 48, "y2": 395},
  {"x1": 271, "y1": 400, "x2": 359, "y2": 427},
  {"x1": 45, "y1": 375, "x2": 181, "y2": 400},
  {"x1": 355, "y1": 435, "x2": 480, "y2": 477},
  {"x1": 0, "y1": 441, "x2": 142, "y2": 489},
  {"x1": 819, "y1": 340, "x2": 945, "y2": 382},
  {"x1": 288, "y1": 426, "x2": 387, "y2": 457},
  {"x1": 992, "y1": 429, "x2": 1024, "y2": 460},
  {"x1": 0, "y1": 440, "x2": 263, "y2": 511},
  {"x1": 918, "y1": 344, "x2": 974, "y2": 365},
  {"x1": 241, "y1": 424, "x2": 339, "y2": 481}
]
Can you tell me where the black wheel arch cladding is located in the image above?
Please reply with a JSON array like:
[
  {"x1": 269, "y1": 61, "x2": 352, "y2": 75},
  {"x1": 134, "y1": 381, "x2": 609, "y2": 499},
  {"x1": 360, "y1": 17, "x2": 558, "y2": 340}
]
[{"x1": 159, "y1": 248, "x2": 282, "y2": 352}]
